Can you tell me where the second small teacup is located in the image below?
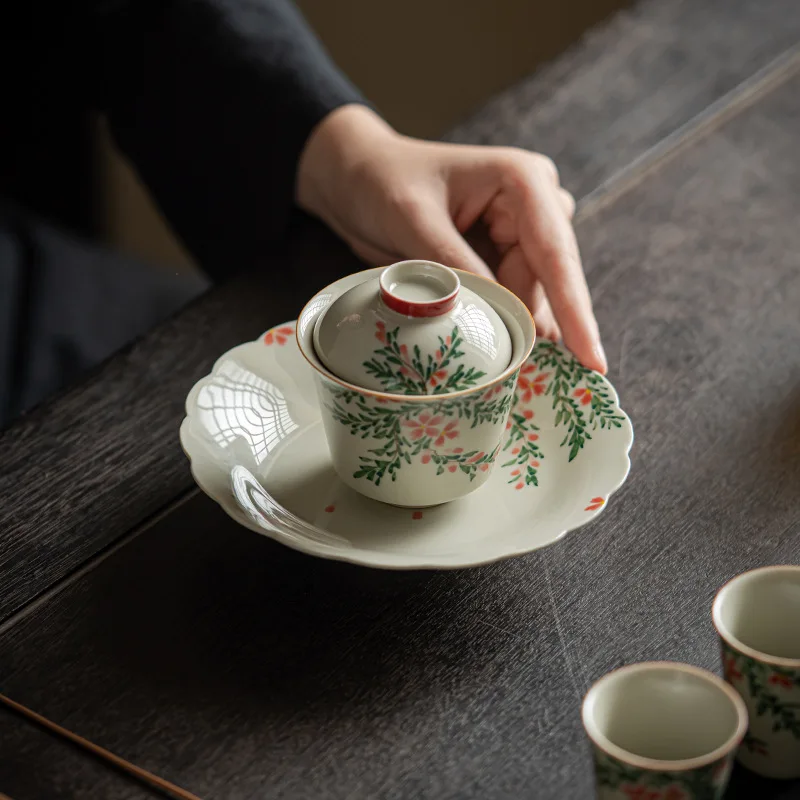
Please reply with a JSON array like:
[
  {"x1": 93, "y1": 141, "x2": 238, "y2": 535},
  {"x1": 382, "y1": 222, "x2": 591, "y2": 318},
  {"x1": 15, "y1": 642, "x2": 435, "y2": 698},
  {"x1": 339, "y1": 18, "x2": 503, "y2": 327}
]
[
  {"x1": 582, "y1": 662, "x2": 747, "y2": 799},
  {"x1": 713, "y1": 565, "x2": 800, "y2": 779}
]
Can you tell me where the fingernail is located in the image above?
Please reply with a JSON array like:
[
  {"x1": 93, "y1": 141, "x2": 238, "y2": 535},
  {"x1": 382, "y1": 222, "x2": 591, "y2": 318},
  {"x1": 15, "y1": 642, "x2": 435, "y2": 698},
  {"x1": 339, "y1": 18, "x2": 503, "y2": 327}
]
[{"x1": 594, "y1": 341, "x2": 608, "y2": 374}]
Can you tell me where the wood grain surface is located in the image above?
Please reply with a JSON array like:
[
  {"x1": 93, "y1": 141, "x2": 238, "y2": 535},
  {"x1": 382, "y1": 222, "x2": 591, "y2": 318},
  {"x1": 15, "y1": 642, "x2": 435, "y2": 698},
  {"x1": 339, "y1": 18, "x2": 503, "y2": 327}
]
[
  {"x1": 1, "y1": 35, "x2": 799, "y2": 800},
  {"x1": 1, "y1": 0, "x2": 799, "y2": 628},
  {"x1": 447, "y1": 0, "x2": 800, "y2": 198}
]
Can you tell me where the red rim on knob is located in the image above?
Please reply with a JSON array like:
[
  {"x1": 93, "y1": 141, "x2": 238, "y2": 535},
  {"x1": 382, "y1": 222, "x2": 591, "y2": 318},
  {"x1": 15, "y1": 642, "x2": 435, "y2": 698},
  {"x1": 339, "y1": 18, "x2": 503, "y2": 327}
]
[{"x1": 379, "y1": 261, "x2": 460, "y2": 318}]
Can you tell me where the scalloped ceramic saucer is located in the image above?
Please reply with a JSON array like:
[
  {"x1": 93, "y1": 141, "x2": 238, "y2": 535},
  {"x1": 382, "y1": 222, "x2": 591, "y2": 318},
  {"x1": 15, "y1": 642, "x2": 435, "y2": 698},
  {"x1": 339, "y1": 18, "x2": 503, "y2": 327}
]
[{"x1": 180, "y1": 323, "x2": 633, "y2": 570}]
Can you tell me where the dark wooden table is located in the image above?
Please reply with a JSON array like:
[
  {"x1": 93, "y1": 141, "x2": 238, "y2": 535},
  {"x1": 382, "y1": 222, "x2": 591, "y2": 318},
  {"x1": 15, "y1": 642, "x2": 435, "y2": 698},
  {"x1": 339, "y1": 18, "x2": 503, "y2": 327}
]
[{"x1": 2, "y1": 1, "x2": 800, "y2": 797}]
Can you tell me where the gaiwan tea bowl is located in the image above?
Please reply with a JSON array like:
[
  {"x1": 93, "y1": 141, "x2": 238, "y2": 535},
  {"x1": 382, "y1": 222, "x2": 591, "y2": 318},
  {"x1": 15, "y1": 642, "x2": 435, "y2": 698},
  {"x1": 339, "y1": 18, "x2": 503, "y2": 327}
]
[{"x1": 296, "y1": 264, "x2": 535, "y2": 507}]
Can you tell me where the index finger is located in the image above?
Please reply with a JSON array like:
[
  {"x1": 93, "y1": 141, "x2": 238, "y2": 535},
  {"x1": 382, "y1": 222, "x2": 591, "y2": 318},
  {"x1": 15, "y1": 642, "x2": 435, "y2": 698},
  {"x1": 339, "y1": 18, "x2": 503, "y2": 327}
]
[{"x1": 516, "y1": 172, "x2": 606, "y2": 373}]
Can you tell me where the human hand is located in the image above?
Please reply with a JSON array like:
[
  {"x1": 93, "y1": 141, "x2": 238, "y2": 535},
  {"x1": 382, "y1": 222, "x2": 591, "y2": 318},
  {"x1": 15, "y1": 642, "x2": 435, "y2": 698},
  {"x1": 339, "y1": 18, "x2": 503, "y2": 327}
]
[{"x1": 296, "y1": 105, "x2": 606, "y2": 374}]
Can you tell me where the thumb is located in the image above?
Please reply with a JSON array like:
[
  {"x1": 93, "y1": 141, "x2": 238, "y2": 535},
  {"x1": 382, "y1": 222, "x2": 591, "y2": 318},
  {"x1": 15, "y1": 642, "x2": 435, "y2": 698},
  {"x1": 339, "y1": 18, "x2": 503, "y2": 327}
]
[{"x1": 396, "y1": 202, "x2": 496, "y2": 281}]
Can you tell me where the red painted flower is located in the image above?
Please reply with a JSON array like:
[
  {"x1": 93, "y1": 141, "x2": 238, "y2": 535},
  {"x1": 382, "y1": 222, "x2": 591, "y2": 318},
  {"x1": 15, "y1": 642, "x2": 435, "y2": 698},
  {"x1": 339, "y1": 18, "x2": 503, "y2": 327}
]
[
  {"x1": 517, "y1": 366, "x2": 549, "y2": 403},
  {"x1": 724, "y1": 655, "x2": 743, "y2": 683},
  {"x1": 403, "y1": 413, "x2": 444, "y2": 440},
  {"x1": 263, "y1": 326, "x2": 294, "y2": 345},
  {"x1": 467, "y1": 451, "x2": 486, "y2": 463},
  {"x1": 585, "y1": 496, "x2": 605, "y2": 511},
  {"x1": 621, "y1": 785, "x2": 661, "y2": 800},
  {"x1": 375, "y1": 321, "x2": 387, "y2": 343},
  {"x1": 768, "y1": 673, "x2": 793, "y2": 689},
  {"x1": 523, "y1": 409, "x2": 534, "y2": 419},
  {"x1": 434, "y1": 421, "x2": 459, "y2": 446},
  {"x1": 663, "y1": 787, "x2": 687, "y2": 800},
  {"x1": 429, "y1": 369, "x2": 448, "y2": 388},
  {"x1": 574, "y1": 387, "x2": 593, "y2": 405}
]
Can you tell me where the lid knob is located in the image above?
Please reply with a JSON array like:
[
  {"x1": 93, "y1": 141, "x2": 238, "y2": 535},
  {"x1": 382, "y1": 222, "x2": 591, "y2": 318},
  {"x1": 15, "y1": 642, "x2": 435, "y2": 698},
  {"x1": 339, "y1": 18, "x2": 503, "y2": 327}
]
[{"x1": 379, "y1": 261, "x2": 460, "y2": 318}]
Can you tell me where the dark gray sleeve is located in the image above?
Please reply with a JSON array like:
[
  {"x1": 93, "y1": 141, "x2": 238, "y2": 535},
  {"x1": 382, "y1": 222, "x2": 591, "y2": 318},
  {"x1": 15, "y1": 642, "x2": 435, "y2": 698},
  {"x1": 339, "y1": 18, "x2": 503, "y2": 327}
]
[{"x1": 88, "y1": 0, "x2": 367, "y2": 279}]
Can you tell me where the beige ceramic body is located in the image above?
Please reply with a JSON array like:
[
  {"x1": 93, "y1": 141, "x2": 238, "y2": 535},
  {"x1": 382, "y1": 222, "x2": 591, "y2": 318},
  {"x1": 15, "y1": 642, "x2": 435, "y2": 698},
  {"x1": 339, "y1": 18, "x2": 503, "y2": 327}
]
[
  {"x1": 713, "y1": 565, "x2": 800, "y2": 780},
  {"x1": 312, "y1": 260, "x2": 512, "y2": 394},
  {"x1": 582, "y1": 662, "x2": 747, "y2": 799},
  {"x1": 297, "y1": 268, "x2": 535, "y2": 507}
]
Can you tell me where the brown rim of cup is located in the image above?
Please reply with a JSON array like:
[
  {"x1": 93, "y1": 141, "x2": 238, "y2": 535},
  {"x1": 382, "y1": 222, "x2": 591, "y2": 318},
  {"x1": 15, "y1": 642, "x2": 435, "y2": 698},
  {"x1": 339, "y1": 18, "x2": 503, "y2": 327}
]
[
  {"x1": 712, "y1": 565, "x2": 800, "y2": 669},
  {"x1": 581, "y1": 661, "x2": 749, "y2": 772}
]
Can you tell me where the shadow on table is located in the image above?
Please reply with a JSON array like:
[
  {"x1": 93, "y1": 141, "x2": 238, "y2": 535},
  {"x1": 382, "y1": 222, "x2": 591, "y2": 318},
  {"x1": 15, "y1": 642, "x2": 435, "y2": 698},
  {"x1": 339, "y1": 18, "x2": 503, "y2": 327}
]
[
  {"x1": 79, "y1": 493, "x2": 513, "y2": 721},
  {"x1": 725, "y1": 763, "x2": 800, "y2": 799}
]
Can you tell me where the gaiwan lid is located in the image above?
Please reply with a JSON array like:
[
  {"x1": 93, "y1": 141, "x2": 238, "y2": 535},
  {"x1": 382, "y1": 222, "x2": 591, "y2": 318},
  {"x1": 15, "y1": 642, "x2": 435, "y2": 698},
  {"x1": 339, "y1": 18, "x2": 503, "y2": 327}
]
[{"x1": 312, "y1": 260, "x2": 512, "y2": 395}]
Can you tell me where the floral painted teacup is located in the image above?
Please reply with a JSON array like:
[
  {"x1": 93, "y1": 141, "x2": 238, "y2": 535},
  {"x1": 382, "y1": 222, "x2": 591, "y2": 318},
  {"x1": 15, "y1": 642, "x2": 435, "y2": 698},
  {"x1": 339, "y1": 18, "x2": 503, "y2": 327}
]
[
  {"x1": 297, "y1": 267, "x2": 535, "y2": 507},
  {"x1": 582, "y1": 662, "x2": 747, "y2": 800},
  {"x1": 713, "y1": 565, "x2": 800, "y2": 779}
]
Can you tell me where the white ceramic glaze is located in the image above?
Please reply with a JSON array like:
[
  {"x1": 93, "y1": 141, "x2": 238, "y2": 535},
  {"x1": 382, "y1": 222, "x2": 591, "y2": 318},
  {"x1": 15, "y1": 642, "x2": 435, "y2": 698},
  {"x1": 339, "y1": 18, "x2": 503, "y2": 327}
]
[
  {"x1": 582, "y1": 662, "x2": 747, "y2": 799},
  {"x1": 302, "y1": 267, "x2": 533, "y2": 506},
  {"x1": 713, "y1": 566, "x2": 800, "y2": 779},
  {"x1": 312, "y1": 261, "x2": 512, "y2": 394},
  {"x1": 180, "y1": 321, "x2": 633, "y2": 569}
]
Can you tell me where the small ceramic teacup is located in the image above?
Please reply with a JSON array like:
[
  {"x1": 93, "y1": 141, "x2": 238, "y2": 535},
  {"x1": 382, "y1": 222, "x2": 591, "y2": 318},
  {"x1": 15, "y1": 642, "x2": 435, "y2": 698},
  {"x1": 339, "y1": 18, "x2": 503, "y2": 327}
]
[
  {"x1": 582, "y1": 662, "x2": 747, "y2": 799},
  {"x1": 712, "y1": 565, "x2": 800, "y2": 779}
]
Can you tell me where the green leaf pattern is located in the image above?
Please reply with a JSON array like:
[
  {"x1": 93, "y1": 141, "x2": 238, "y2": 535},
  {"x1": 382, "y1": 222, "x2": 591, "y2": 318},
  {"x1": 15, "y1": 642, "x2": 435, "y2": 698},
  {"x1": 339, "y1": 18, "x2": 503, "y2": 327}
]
[
  {"x1": 325, "y1": 340, "x2": 626, "y2": 488},
  {"x1": 722, "y1": 641, "x2": 800, "y2": 748},
  {"x1": 364, "y1": 322, "x2": 487, "y2": 395},
  {"x1": 594, "y1": 749, "x2": 731, "y2": 799}
]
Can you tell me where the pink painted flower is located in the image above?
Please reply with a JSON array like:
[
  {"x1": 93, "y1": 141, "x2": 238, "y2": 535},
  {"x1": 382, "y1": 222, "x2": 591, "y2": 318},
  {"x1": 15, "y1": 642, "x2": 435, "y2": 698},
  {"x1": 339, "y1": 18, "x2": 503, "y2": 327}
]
[
  {"x1": 403, "y1": 413, "x2": 444, "y2": 440},
  {"x1": 375, "y1": 321, "x2": 386, "y2": 343},
  {"x1": 434, "y1": 421, "x2": 459, "y2": 447},
  {"x1": 483, "y1": 384, "x2": 504, "y2": 400}
]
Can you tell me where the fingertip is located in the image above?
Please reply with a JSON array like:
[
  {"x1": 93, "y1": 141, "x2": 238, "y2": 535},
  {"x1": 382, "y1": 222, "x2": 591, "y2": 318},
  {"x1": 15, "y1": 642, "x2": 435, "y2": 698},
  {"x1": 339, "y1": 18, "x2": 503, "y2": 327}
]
[{"x1": 593, "y1": 342, "x2": 608, "y2": 375}]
